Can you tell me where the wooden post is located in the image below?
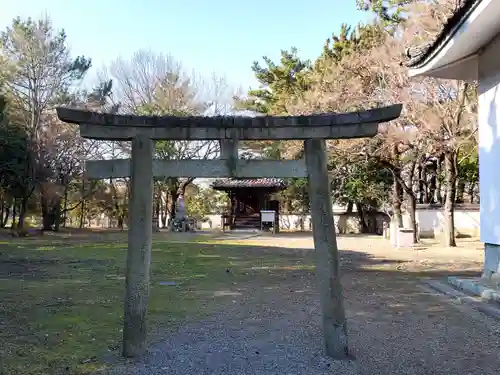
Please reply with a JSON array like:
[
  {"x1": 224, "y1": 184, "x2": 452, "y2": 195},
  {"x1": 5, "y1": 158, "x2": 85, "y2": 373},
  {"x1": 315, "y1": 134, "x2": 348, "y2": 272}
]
[
  {"x1": 123, "y1": 135, "x2": 154, "y2": 357},
  {"x1": 304, "y1": 139, "x2": 349, "y2": 359}
]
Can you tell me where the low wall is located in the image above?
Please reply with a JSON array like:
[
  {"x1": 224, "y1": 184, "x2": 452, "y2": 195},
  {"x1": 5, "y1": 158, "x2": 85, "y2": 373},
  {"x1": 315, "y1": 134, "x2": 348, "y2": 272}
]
[
  {"x1": 201, "y1": 212, "x2": 385, "y2": 234},
  {"x1": 201, "y1": 215, "x2": 223, "y2": 229},
  {"x1": 403, "y1": 205, "x2": 480, "y2": 238},
  {"x1": 277, "y1": 213, "x2": 382, "y2": 233},
  {"x1": 201, "y1": 214, "x2": 312, "y2": 231},
  {"x1": 202, "y1": 205, "x2": 480, "y2": 238}
]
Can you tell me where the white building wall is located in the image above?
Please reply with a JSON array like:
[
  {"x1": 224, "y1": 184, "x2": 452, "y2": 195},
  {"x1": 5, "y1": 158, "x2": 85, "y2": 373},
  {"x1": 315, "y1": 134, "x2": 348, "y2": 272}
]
[{"x1": 478, "y1": 31, "x2": 500, "y2": 245}]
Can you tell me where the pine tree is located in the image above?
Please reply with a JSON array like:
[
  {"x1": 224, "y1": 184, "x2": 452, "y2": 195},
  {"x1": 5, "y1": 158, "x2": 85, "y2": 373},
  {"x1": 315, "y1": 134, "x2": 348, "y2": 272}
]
[
  {"x1": 357, "y1": 0, "x2": 412, "y2": 33},
  {"x1": 237, "y1": 47, "x2": 311, "y2": 115}
]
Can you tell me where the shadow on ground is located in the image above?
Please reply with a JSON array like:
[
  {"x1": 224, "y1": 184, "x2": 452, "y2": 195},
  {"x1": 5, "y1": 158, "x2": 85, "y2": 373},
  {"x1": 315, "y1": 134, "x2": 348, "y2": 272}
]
[
  {"x1": 0, "y1": 233, "x2": 490, "y2": 375},
  {"x1": 105, "y1": 243, "x2": 494, "y2": 375}
]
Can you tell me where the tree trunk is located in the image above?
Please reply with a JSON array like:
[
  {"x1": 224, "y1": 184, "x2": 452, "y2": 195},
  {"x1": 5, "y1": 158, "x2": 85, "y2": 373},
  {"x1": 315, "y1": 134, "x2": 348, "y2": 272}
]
[
  {"x1": 161, "y1": 192, "x2": 168, "y2": 228},
  {"x1": 422, "y1": 163, "x2": 430, "y2": 204},
  {"x1": 178, "y1": 179, "x2": 194, "y2": 196},
  {"x1": 1, "y1": 203, "x2": 9, "y2": 228},
  {"x1": 11, "y1": 199, "x2": 17, "y2": 229},
  {"x1": 443, "y1": 151, "x2": 457, "y2": 247},
  {"x1": 0, "y1": 198, "x2": 6, "y2": 228},
  {"x1": 403, "y1": 161, "x2": 418, "y2": 244},
  {"x1": 456, "y1": 179, "x2": 465, "y2": 204},
  {"x1": 18, "y1": 196, "x2": 28, "y2": 231},
  {"x1": 154, "y1": 203, "x2": 161, "y2": 229},
  {"x1": 423, "y1": 178, "x2": 429, "y2": 204},
  {"x1": 284, "y1": 198, "x2": 291, "y2": 213},
  {"x1": 54, "y1": 197, "x2": 62, "y2": 232},
  {"x1": 436, "y1": 154, "x2": 444, "y2": 204},
  {"x1": 62, "y1": 185, "x2": 69, "y2": 228},
  {"x1": 109, "y1": 179, "x2": 123, "y2": 229},
  {"x1": 428, "y1": 160, "x2": 437, "y2": 203},
  {"x1": 390, "y1": 145, "x2": 404, "y2": 227},
  {"x1": 392, "y1": 176, "x2": 403, "y2": 228},
  {"x1": 407, "y1": 194, "x2": 418, "y2": 243},
  {"x1": 417, "y1": 163, "x2": 424, "y2": 204},
  {"x1": 355, "y1": 202, "x2": 368, "y2": 233},
  {"x1": 0, "y1": 198, "x2": 4, "y2": 228},
  {"x1": 468, "y1": 182, "x2": 476, "y2": 204},
  {"x1": 79, "y1": 200, "x2": 85, "y2": 228},
  {"x1": 346, "y1": 201, "x2": 353, "y2": 213},
  {"x1": 41, "y1": 194, "x2": 54, "y2": 231},
  {"x1": 169, "y1": 190, "x2": 178, "y2": 222},
  {"x1": 395, "y1": 160, "x2": 421, "y2": 243},
  {"x1": 79, "y1": 179, "x2": 86, "y2": 228},
  {"x1": 154, "y1": 186, "x2": 161, "y2": 226}
]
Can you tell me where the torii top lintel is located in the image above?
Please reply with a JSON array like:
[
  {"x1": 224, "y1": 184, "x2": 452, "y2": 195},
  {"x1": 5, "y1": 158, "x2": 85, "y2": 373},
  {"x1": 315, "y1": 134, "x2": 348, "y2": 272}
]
[{"x1": 56, "y1": 104, "x2": 402, "y2": 141}]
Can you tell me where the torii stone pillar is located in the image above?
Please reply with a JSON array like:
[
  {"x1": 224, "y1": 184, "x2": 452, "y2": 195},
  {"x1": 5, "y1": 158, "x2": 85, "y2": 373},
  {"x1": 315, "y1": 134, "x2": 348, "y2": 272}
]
[
  {"x1": 219, "y1": 139, "x2": 238, "y2": 160},
  {"x1": 123, "y1": 135, "x2": 154, "y2": 357},
  {"x1": 56, "y1": 103, "x2": 402, "y2": 359},
  {"x1": 305, "y1": 139, "x2": 348, "y2": 357}
]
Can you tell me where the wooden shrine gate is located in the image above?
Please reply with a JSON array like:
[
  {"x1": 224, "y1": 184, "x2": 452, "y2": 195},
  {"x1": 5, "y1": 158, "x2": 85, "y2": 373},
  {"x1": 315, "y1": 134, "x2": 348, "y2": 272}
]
[{"x1": 57, "y1": 104, "x2": 402, "y2": 359}]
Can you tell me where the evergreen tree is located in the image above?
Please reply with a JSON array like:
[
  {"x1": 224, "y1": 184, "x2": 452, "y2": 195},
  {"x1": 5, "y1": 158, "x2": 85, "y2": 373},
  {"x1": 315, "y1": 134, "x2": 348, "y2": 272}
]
[
  {"x1": 237, "y1": 47, "x2": 311, "y2": 115},
  {"x1": 357, "y1": 0, "x2": 413, "y2": 32}
]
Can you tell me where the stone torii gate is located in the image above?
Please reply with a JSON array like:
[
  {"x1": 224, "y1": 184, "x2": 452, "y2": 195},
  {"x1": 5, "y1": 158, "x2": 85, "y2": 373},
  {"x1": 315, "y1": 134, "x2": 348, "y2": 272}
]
[{"x1": 56, "y1": 104, "x2": 402, "y2": 359}]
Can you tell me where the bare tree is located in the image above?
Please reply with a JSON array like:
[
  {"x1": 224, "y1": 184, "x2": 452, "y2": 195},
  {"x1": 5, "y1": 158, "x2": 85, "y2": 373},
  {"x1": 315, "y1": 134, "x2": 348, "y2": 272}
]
[
  {"x1": 402, "y1": 1, "x2": 477, "y2": 246},
  {"x1": 285, "y1": 0, "x2": 475, "y2": 246},
  {"x1": 99, "y1": 50, "x2": 226, "y2": 226}
]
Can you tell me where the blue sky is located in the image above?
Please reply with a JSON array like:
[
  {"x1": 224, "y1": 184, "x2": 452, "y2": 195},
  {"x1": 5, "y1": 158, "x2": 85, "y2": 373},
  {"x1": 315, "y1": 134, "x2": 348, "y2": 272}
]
[{"x1": 0, "y1": 0, "x2": 369, "y2": 92}]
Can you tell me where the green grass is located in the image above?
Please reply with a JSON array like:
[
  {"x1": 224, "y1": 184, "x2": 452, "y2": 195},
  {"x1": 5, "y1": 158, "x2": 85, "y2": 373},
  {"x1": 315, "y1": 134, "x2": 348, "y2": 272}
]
[{"x1": 0, "y1": 234, "x2": 311, "y2": 375}]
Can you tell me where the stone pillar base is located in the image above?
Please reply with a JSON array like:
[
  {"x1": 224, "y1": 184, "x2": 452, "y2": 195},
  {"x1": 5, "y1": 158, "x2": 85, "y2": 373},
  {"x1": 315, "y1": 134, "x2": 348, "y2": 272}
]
[{"x1": 482, "y1": 243, "x2": 500, "y2": 282}]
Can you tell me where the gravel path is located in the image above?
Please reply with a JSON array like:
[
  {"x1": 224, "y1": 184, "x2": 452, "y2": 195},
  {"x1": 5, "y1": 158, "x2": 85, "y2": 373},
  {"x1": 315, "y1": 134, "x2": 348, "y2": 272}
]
[{"x1": 110, "y1": 266, "x2": 500, "y2": 375}]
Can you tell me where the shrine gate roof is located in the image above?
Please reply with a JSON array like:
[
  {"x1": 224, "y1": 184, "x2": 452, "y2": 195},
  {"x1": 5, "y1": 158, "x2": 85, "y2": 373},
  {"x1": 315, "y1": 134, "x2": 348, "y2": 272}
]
[{"x1": 212, "y1": 178, "x2": 287, "y2": 190}]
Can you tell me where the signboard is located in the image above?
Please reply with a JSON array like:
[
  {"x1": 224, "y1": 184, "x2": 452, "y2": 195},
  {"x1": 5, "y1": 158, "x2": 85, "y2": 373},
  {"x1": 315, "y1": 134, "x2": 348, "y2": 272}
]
[{"x1": 261, "y1": 210, "x2": 276, "y2": 223}]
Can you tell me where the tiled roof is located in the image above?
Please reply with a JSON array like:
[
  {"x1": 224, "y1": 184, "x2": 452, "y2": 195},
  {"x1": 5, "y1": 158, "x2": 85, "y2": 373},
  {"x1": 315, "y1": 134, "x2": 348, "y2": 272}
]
[
  {"x1": 211, "y1": 178, "x2": 287, "y2": 189},
  {"x1": 405, "y1": 0, "x2": 481, "y2": 68}
]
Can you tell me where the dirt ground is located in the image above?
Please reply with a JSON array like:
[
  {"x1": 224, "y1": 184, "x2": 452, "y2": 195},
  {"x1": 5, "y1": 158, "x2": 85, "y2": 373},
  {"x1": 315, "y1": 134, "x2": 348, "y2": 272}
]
[
  {"x1": 243, "y1": 233, "x2": 485, "y2": 272},
  {"x1": 108, "y1": 232, "x2": 499, "y2": 375},
  {"x1": 2, "y1": 229, "x2": 498, "y2": 375}
]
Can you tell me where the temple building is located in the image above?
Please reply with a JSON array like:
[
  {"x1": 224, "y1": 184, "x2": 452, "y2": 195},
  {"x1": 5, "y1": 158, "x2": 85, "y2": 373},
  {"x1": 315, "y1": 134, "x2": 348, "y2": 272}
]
[
  {"x1": 211, "y1": 178, "x2": 286, "y2": 230},
  {"x1": 406, "y1": 0, "x2": 500, "y2": 280}
]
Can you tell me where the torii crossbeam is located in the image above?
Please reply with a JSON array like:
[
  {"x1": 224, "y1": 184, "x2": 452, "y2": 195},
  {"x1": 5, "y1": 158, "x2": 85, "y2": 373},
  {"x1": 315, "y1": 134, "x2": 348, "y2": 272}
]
[{"x1": 56, "y1": 104, "x2": 402, "y2": 359}]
